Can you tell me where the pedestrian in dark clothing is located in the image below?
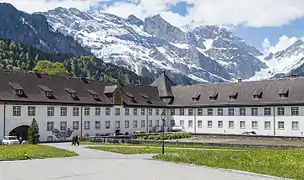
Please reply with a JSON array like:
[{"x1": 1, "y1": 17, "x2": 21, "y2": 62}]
[
  {"x1": 71, "y1": 136, "x2": 76, "y2": 146},
  {"x1": 75, "y1": 135, "x2": 79, "y2": 146}
]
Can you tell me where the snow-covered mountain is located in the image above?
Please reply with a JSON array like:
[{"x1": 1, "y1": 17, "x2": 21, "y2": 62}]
[
  {"x1": 38, "y1": 8, "x2": 268, "y2": 84},
  {"x1": 248, "y1": 38, "x2": 304, "y2": 81}
]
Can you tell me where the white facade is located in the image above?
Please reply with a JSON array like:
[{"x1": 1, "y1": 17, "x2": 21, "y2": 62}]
[
  {"x1": 1, "y1": 103, "x2": 166, "y2": 141},
  {"x1": 170, "y1": 106, "x2": 304, "y2": 137},
  {"x1": 3, "y1": 102, "x2": 304, "y2": 142}
]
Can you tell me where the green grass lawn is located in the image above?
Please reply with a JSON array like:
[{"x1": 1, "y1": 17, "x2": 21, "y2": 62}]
[
  {"x1": 0, "y1": 145, "x2": 78, "y2": 161},
  {"x1": 87, "y1": 145, "x2": 304, "y2": 179}
]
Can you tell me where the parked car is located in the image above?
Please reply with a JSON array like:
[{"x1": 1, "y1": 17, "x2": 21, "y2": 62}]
[
  {"x1": 242, "y1": 131, "x2": 257, "y2": 135},
  {"x1": 1, "y1": 136, "x2": 20, "y2": 145}
]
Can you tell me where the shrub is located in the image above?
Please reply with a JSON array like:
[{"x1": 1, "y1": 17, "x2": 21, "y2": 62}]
[{"x1": 138, "y1": 132, "x2": 190, "y2": 140}]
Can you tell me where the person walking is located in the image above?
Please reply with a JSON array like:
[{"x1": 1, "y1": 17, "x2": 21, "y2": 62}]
[
  {"x1": 75, "y1": 135, "x2": 79, "y2": 146},
  {"x1": 71, "y1": 135, "x2": 76, "y2": 146}
]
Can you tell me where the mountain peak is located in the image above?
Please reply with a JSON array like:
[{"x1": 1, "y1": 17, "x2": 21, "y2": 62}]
[{"x1": 127, "y1": 14, "x2": 143, "y2": 26}]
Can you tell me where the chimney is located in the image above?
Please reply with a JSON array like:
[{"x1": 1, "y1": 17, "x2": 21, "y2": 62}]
[{"x1": 238, "y1": 78, "x2": 242, "y2": 82}]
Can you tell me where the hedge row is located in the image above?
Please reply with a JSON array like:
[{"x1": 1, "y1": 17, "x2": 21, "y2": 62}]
[{"x1": 138, "y1": 133, "x2": 191, "y2": 140}]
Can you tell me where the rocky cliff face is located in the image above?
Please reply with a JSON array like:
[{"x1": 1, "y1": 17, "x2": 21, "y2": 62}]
[
  {"x1": 40, "y1": 7, "x2": 267, "y2": 84},
  {"x1": 0, "y1": 3, "x2": 90, "y2": 56}
]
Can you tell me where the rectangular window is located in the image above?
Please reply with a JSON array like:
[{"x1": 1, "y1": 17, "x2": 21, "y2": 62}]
[
  {"x1": 95, "y1": 121, "x2": 101, "y2": 129},
  {"x1": 251, "y1": 108, "x2": 258, "y2": 116},
  {"x1": 277, "y1": 107, "x2": 285, "y2": 116},
  {"x1": 291, "y1": 107, "x2": 299, "y2": 116},
  {"x1": 73, "y1": 107, "x2": 79, "y2": 116},
  {"x1": 47, "y1": 122, "x2": 54, "y2": 131},
  {"x1": 207, "y1": 108, "x2": 213, "y2": 116},
  {"x1": 228, "y1": 108, "x2": 234, "y2": 116},
  {"x1": 239, "y1": 108, "x2": 246, "y2": 116},
  {"x1": 264, "y1": 108, "x2": 271, "y2": 116},
  {"x1": 84, "y1": 107, "x2": 90, "y2": 116},
  {"x1": 47, "y1": 107, "x2": 54, "y2": 116},
  {"x1": 141, "y1": 108, "x2": 145, "y2": 116},
  {"x1": 73, "y1": 121, "x2": 79, "y2": 130},
  {"x1": 188, "y1": 108, "x2": 193, "y2": 116},
  {"x1": 149, "y1": 109, "x2": 153, "y2": 116},
  {"x1": 133, "y1": 120, "x2": 138, "y2": 128},
  {"x1": 170, "y1": 120, "x2": 175, "y2": 127},
  {"x1": 95, "y1": 108, "x2": 101, "y2": 116},
  {"x1": 252, "y1": 121, "x2": 258, "y2": 129},
  {"x1": 141, "y1": 120, "x2": 145, "y2": 128},
  {"x1": 162, "y1": 109, "x2": 166, "y2": 115},
  {"x1": 155, "y1": 120, "x2": 160, "y2": 127},
  {"x1": 180, "y1": 120, "x2": 184, "y2": 127},
  {"x1": 217, "y1": 108, "x2": 223, "y2": 116},
  {"x1": 208, "y1": 121, "x2": 212, "y2": 128},
  {"x1": 84, "y1": 121, "x2": 90, "y2": 130},
  {"x1": 218, "y1": 121, "x2": 223, "y2": 128},
  {"x1": 60, "y1": 121, "x2": 67, "y2": 131},
  {"x1": 105, "y1": 121, "x2": 110, "y2": 129},
  {"x1": 124, "y1": 108, "x2": 129, "y2": 116},
  {"x1": 149, "y1": 120, "x2": 152, "y2": 127},
  {"x1": 28, "y1": 106, "x2": 35, "y2": 116},
  {"x1": 105, "y1": 108, "x2": 111, "y2": 116},
  {"x1": 264, "y1": 121, "x2": 271, "y2": 130},
  {"x1": 197, "y1": 108, "x2": 203, "y2": 116},
  {"x1": 125, "y1": 120, "x2": 129, "y2": 128},
  {"x1": 278, "y1": 121, "x2": 284, "y2": 130},
  {"x1": 240, "y1": 121, "x2": 246, "y2": 129},
  {"x1": 60, "y1": 107, "x2": 67, "y2": 116},
  {"x1": 292, "y1": 121, "x2": 299, "y2": 130},
  {"x1": 116, "y1": 121, "x2": 121, "y2": 129},
  {"x1": 115, "y1": 108, "x2": 120, "y2": 116},
  {"x1": 155, "y1": 109, "x2": 160, "y2": 116},
  {"x1": 13, "y1": 106, "x2": 21, "y2": 116},
  {"x1": 188, "y1": 120, "x2": 193, "y2": 128},
  {"x1": 229, "y1": 121, "x2": 234, "y2": 129},
  {"x1": 180, "y1": 109, "x2": 184, "y2": 116},
  {"x1": 198, "y1": 120, "x2": 202, "y2": 128},
  {"x1": 170, "y1": 109, "x2": 175, "y2": 115},
  {"x1": 133, "y1": 108, "x2": 137, "y2": 116}
]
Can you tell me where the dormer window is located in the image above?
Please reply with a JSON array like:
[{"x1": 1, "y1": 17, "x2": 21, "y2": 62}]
[
  {"x1": 88, "y1": 89, "x2": 101, "y2": 101},
  {"x1": 209, "y1": 91, "x2": 218, "y2": 100},
  {"x1": 65, "y1": 88, "x2": 79, "y2": 100},
  {"x1": 229, "y1": 91, "x2": 238, "y2": 100},
  {"x1": 279, "y1": 88, "x2": 289, "y2": 98},
  {"x1": 140, "y1": 93, "x2": 152, "y2": 104},
  {"x1": 253, "y1": 89, "x2": 263, "y2": 99},
  {"x1": 39, "y1": 85, "x2": 54, "y2": 99},
  {"x1": 9, "y1": 82, "x2": 26, "y2": 97},
  {"x1": 192, "y1": 93, "x2": 201, "y2": 102},
  {"x1": 125, "y1": 92, "x2": 137, "y2": 103}
]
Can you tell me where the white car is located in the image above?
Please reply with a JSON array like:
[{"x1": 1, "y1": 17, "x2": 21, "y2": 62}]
[{"x1": 1, "y1": 136, "x2": 20, "y2": 145}]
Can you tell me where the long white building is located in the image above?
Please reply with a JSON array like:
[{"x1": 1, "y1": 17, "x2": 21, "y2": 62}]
[{"x1": 0, "y1": 70, "x2": 304, "y2": 142}]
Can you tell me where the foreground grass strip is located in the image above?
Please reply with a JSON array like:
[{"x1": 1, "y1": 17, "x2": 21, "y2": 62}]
[
  {"x1": 154, "y1": 148, "x2": 304, "y2": 180},
  {"x1": 0, "y1": 145, "x2": 78, "y2": 161}
]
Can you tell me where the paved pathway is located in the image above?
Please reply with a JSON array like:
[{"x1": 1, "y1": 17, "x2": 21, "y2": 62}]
[{"x1": 0, "y1": 143, "x2": 287, "y2": 180}]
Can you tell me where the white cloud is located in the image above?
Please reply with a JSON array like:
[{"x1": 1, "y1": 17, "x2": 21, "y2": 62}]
[
  {"x1": 262, "y1": 35, "x2": 299, "y2": 54},
  {"x1": 1, "y1": 0, "x2": 304, "y2": 28}
]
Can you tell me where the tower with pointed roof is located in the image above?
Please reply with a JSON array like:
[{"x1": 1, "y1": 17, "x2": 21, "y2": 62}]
[{"x1": 150, "y1": 71, "x2": 174, "y2": 104}]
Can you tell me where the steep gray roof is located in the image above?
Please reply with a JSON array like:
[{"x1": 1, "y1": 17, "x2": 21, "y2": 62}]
[
  {"x1": 171, "y1": 77, "x2": 304, "y2": 107},
  {"x1": 150, "y1": 72, "x2": 174, "y2": 98}
]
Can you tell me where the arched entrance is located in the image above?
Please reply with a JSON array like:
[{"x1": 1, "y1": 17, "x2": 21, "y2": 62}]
[{"x1": 9, "y1": 125, "x2": 30, "y2": 140}]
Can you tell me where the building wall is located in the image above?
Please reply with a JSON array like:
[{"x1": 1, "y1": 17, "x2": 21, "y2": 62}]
[
  {"x1": 2, "y1": 104, "x2": 167, "y2": 141},
  {"x1": 171, "y1": 106, "x2": 304, "y2": 137},
  {"x1": 0, "y1": 103, "x2": 4, "y2": 137}
]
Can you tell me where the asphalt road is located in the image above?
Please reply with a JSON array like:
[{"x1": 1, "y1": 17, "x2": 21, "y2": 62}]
[{"x1": 0, "y1": 143, "x2": 286, "y2": 180}]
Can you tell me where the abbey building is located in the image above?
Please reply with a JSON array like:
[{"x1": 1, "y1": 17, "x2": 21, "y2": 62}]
[{"x1": 0, "y1": 70, "x2": 304, "y2": 141}]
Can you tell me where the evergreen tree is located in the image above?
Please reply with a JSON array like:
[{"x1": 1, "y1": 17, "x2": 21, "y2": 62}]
[{"x1": 28, "y1": 118, "x2": 40, "y2": 144}]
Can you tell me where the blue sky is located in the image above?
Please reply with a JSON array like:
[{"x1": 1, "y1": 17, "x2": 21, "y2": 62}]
[{"x1": 4, "y1": 0, "x2": 304, "y2": 52}]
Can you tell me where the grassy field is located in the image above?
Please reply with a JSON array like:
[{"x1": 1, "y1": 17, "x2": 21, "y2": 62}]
[
  {"x1": 0, "y1": 145, "x2": 78, "y2": 161},
  {"x1": 88, "y1": 144, "x2": 304, "y2": 179}
]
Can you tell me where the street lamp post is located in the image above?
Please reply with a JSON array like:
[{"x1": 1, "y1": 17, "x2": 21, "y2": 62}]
[{"x1": 161, "y1": 112, "x2": 166, "y2": 154}]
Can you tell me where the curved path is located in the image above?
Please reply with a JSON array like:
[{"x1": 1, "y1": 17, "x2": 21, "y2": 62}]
[{"x1": 0, "y1": 143, "x2": 287, "y2": 180}]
